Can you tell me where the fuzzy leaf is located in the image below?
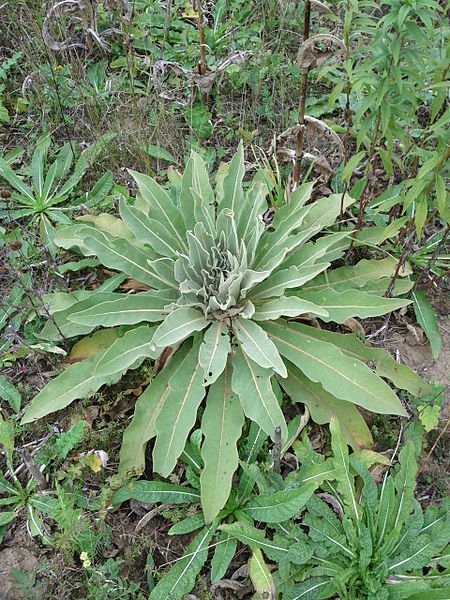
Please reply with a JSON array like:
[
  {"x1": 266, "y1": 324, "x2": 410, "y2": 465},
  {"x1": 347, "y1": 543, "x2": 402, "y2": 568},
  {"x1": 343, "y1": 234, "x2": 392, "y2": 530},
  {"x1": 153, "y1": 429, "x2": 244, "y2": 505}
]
[
  {"x1": 153, "y1": 341, "x2": 206, "y2": 477},
  {"x1": 198, "y1": 321, "x2": 231, "y2": 385},
  {"x1": 119, "y1": 344, "x2": 190, "y2": 476},
  {"x1": 253, "y1": 296, "x2": 328, "y2": 321},
  {"x1": 289, "y1": 324, "x2": 431, "y2": 397},
  {"x1": 264, "y1": 320, "x2": 406, "y2": 416},
  {"x1": 152, "y1": 307, "x2": 209, "y2": 348},
  {"x1": 219, "y1": 142, "x2": 244, "y2": 214},
  {"x1": 21, "y1": 346, "x2": 125, "y2": 424},
  {"x1": 119, "y1": 197, "x2": 184, "y2": 257},
  {"x1": 231, "y1": 346, "x2": 287, "y2": 442},
  {"x1": 302, "y1": 257, "x2": 412, "y2": 293},
  {"x1": 234, "y1": 318, "x2": 287, "y2": 377},
  {"x1": 69, "y1": 293, "x2": 169, "y2": 327},
  {"x1": 94, "y1": 325, "x2": 159, "y2": 376},
  {"x1": 129, "y1": 170, "x2": 188, "y2": 252},
  {"x1": 280, "y1": 362, "x2": 372, "y2": 450},
  {"x1": 200, "y1": 367, "x2": 244, "y2": 523},
  {"x1": 298, "y1": 287, "x2": 411, "y2": 323},
  {"x1": 250, "y1": 264, "x2": 329, "y2": 300}
]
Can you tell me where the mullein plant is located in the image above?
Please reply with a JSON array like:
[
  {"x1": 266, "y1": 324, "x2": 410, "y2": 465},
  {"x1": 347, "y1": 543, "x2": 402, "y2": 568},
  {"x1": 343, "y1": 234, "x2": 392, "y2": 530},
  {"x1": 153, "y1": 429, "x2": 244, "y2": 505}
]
[{"x1": 22, "y1": 143, "x2": 430, "y2": 521}]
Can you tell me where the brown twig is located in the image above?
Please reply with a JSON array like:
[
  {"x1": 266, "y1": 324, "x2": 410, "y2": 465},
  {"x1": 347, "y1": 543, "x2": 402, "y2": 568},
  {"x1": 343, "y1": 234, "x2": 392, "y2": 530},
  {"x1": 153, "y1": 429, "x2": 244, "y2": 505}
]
[{"x1": 293, "y1": 0, "x2": 311, "y2": 184}]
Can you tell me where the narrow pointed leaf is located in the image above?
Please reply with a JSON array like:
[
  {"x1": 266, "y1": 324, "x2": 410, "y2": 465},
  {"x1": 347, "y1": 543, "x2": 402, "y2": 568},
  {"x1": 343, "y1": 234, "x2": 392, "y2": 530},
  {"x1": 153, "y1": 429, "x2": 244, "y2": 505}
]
[
  {"x1": 112, "y1": 480, "x2": 200, "y2": 505},
  {"x1": 152, "y1": 307, "x2": 209, "y2": 348},
  {"x1": 95, "y1": 325, "x2": 159, "y2": 376},
  {"x1": 69, "y1": 294, "x2": 169, "y2": 327},
  {"x1": 299, "y1": 287, "x2": 411, "y2": 323},
  {"x1": 200, "y1": 367, "x2": 244, "y2": 523},
  {"x1": 263, "y1": 320, "x2": 406, "y2": 416},
  {"x1": 279, "y1": 362, "x2": 372, "y2": 450},
  {"x1": 119, "y1": 344, "x2": 190, "y2": 476},
  {"x1": 129, "y1": 169, "x2": 188, "y2": 252},
  {"x1": 243, "y1": 484, "x2": 316, "y2": 523},
  {"x1": 253, "y1": 296, "x2": 328, "y2": 321},
  {"x1": 220, "y1": 522, "x2": 289, "y2": 562},
  {"x1": 0, "y1": 157, "x2": 35, "y2": 202},
  {"x1": 234, "y1": 318, "x2": 287, "y2": 377},
  {"x1": 231, "y1": 345, "x2": 287, "y2": 442},
  {"x1": 412, "y1": 290, "x2": 442, "y2": 359},
  {"x1": 249, "y1": 547, "x2": 273, "y2": 596},
  {"x1": 210, "y1": 531, "x2": 237, "y2": 584},
  {"x1": 153, "y1": 342, "x2": 206, "y2": 476},
  {"x1": 330, "y1": 417, "x2": 359, "y2": 522},
  {"x1": 149, "y1": 523, "x2": 217, "y2": 600},
  {"x1": 198, "y1": 321, "x2": 231, "y2": 385}
]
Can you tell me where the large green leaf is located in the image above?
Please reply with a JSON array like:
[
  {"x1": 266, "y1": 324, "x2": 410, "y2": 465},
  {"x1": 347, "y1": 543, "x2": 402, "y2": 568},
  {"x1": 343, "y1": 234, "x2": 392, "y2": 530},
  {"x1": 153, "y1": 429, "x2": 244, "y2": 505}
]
[
  {"x1": 220, "y1": 522, "x2": 289, "y2": 562},
  {"x1": 152, "y1": 307, "x2": 209, "y2": 348},
  {"x1": 149, "y1": 523, "x2": 217, "y2": 600},
  {"x1": 263, "y1": 320, "x2": 406, "y2": 416},
  {"x1": 39, "y1": 292, "x2": 123, "y2": 340},
  {"x1": 219, "y1": 141, "x2": 244, "y2": 214},
  {"x1": 243, "y1": 484, "x2": 316, "y2": 523},
  {"x1": 253, "y1": 296, "x2": 328, "y2": 321},
  {"x1": 231, "y1": 346, "x2": 287, "y2": 442},
  {"x1": 330, "y1": 417, "x2": 359, "y2": 522},
  {"x1": 180, "y1": 151, "x2": 214, "y2": 232},
  {"x1": 200, "y1": 366, "x2": 244, "y2": 523},
  {"x1": 82, "y1": 228, "x2": 174, "y2": 289},
  {"x1": 118, "y1": 343, "x2": 190, "y2": 476},
  {"x1": 112, "y1": 480, "x2": 200, "y2": 505},
  {"x1": 289, "y1": 324, "x2": 431, "y2": 397},
  {"x1": 94, "y1": 325, "x2": 159, "y2": 376},
  {"x1": 412, "y1": 290, "x2": 442, "y2": 359},
  {"x1": 0, "y1": 157, "x2": 35, "y2": 202},
  {"x1": 0, "y1": 376, "x2": 21, "y2": 413},
  {"x1": 153, "y1": 341, "x2": 206, "y2": 476},
  {"x1": 279, "y1": 361, "x2": 372, "y2": 450},
  {"x1": 298, "y1": 287, "x2": 411, "y2": 322},
  {"x1": 68, "y1": 293, "x2": 169, "y2": 327},
  {"x1": 301, "y1": 257, "x2": 411, "y2": 293},
  {"x1": 129, "y1": 170, "x2": 188, "y2": 252},
  {"x1": 119, "y1": 197, "x2": 184, "y2": 257},
  {"x1": 234, "y1": 318, "x2": 287, "y2": 377},
  {"x1": 249, "y1": 264, "x2": 329, "y2": 300},
  {"x1": 210, "y1": 531, "x2": 237, "y2": 584},
  {"x1": 21, "y1": 346, "x2": 124, "y2": 424},
  {"x1": 198, "y1": 321, "x2": 231, "y2": 385},
  {"x1": 301, "y1": 192, "x2": 355, "y2": 230}
]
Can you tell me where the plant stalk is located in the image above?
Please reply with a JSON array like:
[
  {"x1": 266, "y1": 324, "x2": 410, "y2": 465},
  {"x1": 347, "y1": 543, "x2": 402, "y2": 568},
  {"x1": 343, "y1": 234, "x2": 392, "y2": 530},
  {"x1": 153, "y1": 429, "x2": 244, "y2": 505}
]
[{"x1": 293, "y1": 0, "x2": 311, "y2": 184}]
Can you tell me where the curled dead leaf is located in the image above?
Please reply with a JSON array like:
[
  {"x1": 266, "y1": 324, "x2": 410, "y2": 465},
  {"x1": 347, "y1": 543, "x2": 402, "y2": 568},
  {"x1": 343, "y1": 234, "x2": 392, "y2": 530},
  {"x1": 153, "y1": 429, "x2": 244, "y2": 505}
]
[
  {"x1": 297, "y1": 34, "x2": 346, "y2": 74},
  {"x1": 342, "y1": 317, "x2": 365, "y2": 336}
]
